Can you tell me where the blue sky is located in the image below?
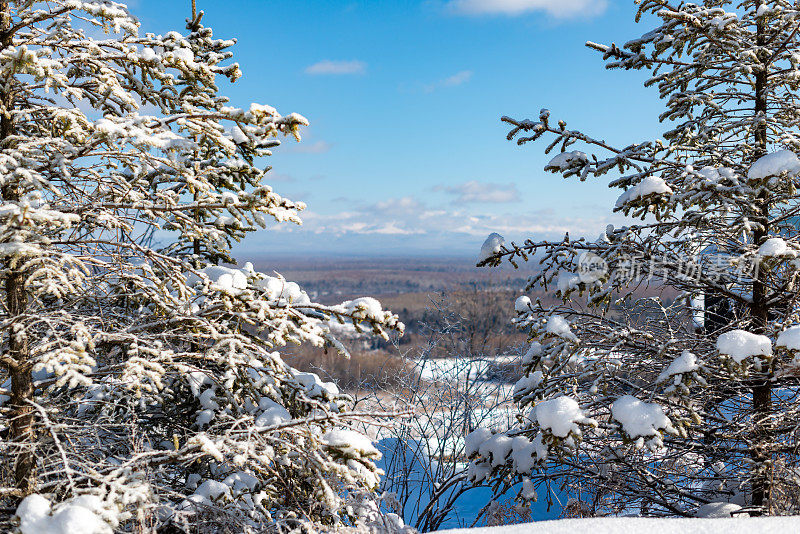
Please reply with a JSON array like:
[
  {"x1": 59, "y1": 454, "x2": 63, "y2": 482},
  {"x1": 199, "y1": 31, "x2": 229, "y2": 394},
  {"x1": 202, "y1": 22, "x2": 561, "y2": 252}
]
[{"x1": 134, "y1": 0, "x2": 664, "y2": 258}]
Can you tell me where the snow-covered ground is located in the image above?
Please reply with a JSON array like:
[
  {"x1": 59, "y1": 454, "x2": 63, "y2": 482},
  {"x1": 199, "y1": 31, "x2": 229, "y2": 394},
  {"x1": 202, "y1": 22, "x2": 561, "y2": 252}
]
[
  {"x1": 440, "y1": 516, "x2": 800, "y2": 534},
  {"x1": 416, "y1": 355, "x2": 518, "y2": 385}
]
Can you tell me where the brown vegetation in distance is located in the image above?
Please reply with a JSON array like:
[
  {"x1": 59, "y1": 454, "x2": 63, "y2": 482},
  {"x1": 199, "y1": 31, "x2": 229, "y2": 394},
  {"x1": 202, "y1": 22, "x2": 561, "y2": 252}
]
[
  {"x1": 281, "y1": 343, "x2": 413, "y2": 391},
  {"x1": 270, "y1": 256, "x2": 683, "y2": 395}
]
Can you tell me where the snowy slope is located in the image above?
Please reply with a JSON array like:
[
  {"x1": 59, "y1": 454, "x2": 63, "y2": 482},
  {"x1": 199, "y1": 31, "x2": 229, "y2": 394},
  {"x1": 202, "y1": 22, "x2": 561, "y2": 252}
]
[{"x1": 440, "y1": 516, "x2": 800, "y2": 534}]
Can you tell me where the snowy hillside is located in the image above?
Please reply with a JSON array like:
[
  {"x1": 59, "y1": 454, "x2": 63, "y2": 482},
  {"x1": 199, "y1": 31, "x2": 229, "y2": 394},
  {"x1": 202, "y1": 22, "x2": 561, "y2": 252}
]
[{"x1": 441, "y1": 516, "x2": 800, "y2": 534}]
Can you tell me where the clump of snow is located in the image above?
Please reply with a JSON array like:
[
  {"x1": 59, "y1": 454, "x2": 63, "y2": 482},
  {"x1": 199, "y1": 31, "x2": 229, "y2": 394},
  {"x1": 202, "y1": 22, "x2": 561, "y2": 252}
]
[
  {"x1": 293, "y1": 371, "x2": 339, "y2": 399},
  {"x1": 198, "y1": 389, "x2": 219, "y2": 411},
  {"x1": 546, "y1": 315, "x2": 578, "y2": 342},
  {"x1": 191, "y1": 479, "x2": 232, "y2": 504},
  {"x1": 339, "y1": 297, "x2": 386, "y2": 321},
  {"x1": 248, "y1": 264, "x2": 311, "y2": 305},
  {"x1": 187, "y1": 265, "x2": 247, "y2": 295},
  {"x1": 777, "y1": 325, "x2": 800, "y2": 351},
  {"x1": 139, "y1": 47, "x2": 158, "y2": 62},
  {"x1": 514, "y1": 371, "x2": 543, "y2": 399},
  {"x1": 222, "y1": 471, "x2": 259, "y2": 493},
  {"x1": 708, "y1": 11, "x2": 738, "y2": 29},
  {"x1": 690, "y1": 294, "x2": 705, "y2": 330},
  {"x1": 231, "y1": 125, "x2": 249, "y2": 144},
  {"x1": 758, "y1": 237, "x2": 796, "y2": 258},
  {"x1": 515, "y1": 296, "x2": 532, "y2": 313},
  {"x1": 188, "y1": 263, "x2": 317, "y2": 307},
  {"x1": 657, "y1": 350, "x2": 700, "y2": 383},
  {"x1": 254, "y1": 397, "x2": 291, "y2": 428},
  {"x1": 478, "y1": 434, "x2": 514, "y2": 468},
  {"x1": 522, "y1": 341, "x2": 542, "y2": 364},
  {"x1": 171, "y1": 47, "x2": 196, "y2": 68},
  {"x1": 747, "y1": 149, "x2": 800, "y2": 180},
  {"x1": 194, "y1": 409, "x2": 214, "y2": 428},
  {"x1": 183, "y1": 372, "x2": 220, "y2": 427},
  {"x1": 557, "y1": 272, "x2": 581, "y2": 293},
  {"x1": 181, "y1": 471, "x2": 261, "y2": 510},
  {"x1": 322, "y1": 429, "x2": 380, "y2": 459},
  {"x1": 188, "y1": 433, "x2": 224, "y2": 462},
  {"x1": 611, "y1": 395, "x2": 676, "y2": 445},
  {"x1": 716, "y1": 330, "x2": 772, "y2": 363},
  {"x1": 535, "y1": 396, "x2": 595, "y2": 438},
  {"x1": 756, "y1": 3, "x2": 774, "y2": 17},
  {"x1": 465, "y1": 427, "x2": 493, "y2": 457},
  {"x1": 545, "y1": 150, "x2": 588, "y2": 172},
  {"x1": 16, "y1": 494, "x2": 114, "y2": 534},
  {"x1": 691, "y1": 166, "x2": 736, "y2": 187},
  {"x1": 466, "y1": 459, "x2": 493, "y2": 483},
  {"x1": 478, "y1": 233, "x2": 505, "y2": 262},
  {"x1": 214, "y1": 215, "x2": 240, "y2": 228},
  {"x1": 615, "y1": 176, "x2": 673, "y2": 209},
  {"x1": 696, "y1": 502, "x2": 743, "y2": 518},
  {"x1": 181, "y1": 481, "x2": 227, "y2": 508},
  {"x1": 510, "y1": 433, "x2": 547, "y2": 473},
  {"x1": 520, "y1": 477, "x2": 538, "y2": 502}
]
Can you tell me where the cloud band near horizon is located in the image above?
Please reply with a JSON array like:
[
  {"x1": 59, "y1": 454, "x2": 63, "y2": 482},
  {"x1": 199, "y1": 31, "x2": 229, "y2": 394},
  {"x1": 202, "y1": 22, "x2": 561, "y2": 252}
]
[{"x1": 305, "y1": 59, "x2": 367, "y2": 75}]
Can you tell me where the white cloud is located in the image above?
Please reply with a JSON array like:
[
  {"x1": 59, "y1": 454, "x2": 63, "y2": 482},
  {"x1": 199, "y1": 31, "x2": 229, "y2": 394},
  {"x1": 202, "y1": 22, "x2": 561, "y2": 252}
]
[
  {"x1": 305, "y1": 60, "x2": 366, "y2": 75},
  {"x1": 442, "y1": 70, "x2": 473, "y2": 86},
  {"x1": 374, "y1": 196, "x2": 425, "y2": 212},
  {"x1": 424, "y1": 70, "x2": 473, "y2": 93},
  {"x1": 446, "y1": 0, "x2": 607, "y2": 19},
  {"x1": 246, "y1": 192, "x2": 629, "y2": 256},
  {"x1": 275, "y1": 195, "x2": 621, "y2": 240},
  {"x1": 437, "y1": 180, "x2": 520, "y2": 203}
]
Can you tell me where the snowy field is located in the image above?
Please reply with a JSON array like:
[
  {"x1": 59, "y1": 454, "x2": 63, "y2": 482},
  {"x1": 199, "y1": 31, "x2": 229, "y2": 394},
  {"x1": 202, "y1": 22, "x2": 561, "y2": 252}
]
[{"x1": 440, "y1": 516, "x2": 800, "y2": 534}]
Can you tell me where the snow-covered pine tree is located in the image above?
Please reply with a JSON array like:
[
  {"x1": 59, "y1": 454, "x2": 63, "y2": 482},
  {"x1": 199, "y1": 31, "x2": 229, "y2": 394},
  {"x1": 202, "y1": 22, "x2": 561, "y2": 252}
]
[
  {"x1": 471, "y1": 0, "x2": 800, "y2": 518},
  {"x1": 158, "y1": 6, "x2": 251, "y2": 266},
  {"x1": 0, "y1": 2, "x2": 404, "y2": 532}
]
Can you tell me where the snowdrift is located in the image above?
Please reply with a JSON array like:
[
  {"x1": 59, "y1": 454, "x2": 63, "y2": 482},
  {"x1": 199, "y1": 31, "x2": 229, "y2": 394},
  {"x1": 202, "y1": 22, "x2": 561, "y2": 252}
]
[{"x1": 440, "y1": 516, "x2": 800, "y2": 534}]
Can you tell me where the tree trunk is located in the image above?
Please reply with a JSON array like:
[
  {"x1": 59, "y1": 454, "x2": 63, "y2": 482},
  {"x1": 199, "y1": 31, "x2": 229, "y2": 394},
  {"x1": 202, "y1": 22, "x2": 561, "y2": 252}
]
[
  {"x1": 0, "y1": 0, "x2": 34, "y2": 496},
  {"x1": 7, "y1": 272, "x2": 32, "y2": 496},
  {"x1": 750, "y1": 0, "x2": 772, "y2": 512}
]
